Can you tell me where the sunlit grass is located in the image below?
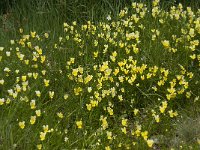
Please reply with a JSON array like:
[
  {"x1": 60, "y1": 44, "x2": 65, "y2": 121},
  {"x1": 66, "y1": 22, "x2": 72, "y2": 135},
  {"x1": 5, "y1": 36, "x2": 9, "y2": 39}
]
[{"x1": 0, "y1": 0, "x2": 200, "y2": 149}]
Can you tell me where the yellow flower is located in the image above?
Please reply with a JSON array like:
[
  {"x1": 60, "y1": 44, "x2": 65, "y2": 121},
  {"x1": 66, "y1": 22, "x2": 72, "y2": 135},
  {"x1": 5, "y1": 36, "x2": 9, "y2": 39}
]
[
  {"x1": 168, "y1": 110, "x2": 178, "y2": 118},
  {"x1": 113, "y1": 68, "x2": 119, "y2": 76},
  {"x1": 106, "y1": 131, "x2": 112, "y2": 140},
  {"x1": 40, "y1": 56, "x2": 46, "y2": 63},
  {"x1": 110, "y1": 56, "x2": 116, "y2": 62},
  {"x1": 100, "y1": 116, "x2": 108, "y2": 130},
  {"x1": 86, "y1": 104, "x2": 92, "y2": 111},
  {"x1": 107, "y1": 107, "x2": 113, "y2": 116},
  {"x1": 40, "y1": 132, "x2": 46, "y2": 141},
  {"x1": 76, "y1": 120, "x2": 83, "y2": 129},
  {"x1": 87, "y1": 87, "x2": 92, "y2": 93},
  {"x1": 0, "y1": 98, "x2": 5, "y2": 105},
  {"x1": 93, "y1": 51, "x2": 98, "y2": 58},
  {"x1": 105, "y1": 146, "x2": 111, "y2": 150},
  {"x1": 19, "y1": 28, "x2": 23, "y2": 33},
  {"x1": 44, "y1": 79, "x2": 50, "y2": 87},
  {"x1": 135, "y1": 129, "x2": 141, "y2": 137},
  {"x1": 74, "y1": 87, "x2": 82, "y2": 95},
  {"x1": 49, "y1": 91, "x2": 54, "y2": 99},
  {"x1": 24, "y1": 60, "x2": 29, "y2": 65},
  {"x1": 63, "y1": 22, "x2": 68, "y2": 27},
  {"x1": 122, "y1": 118, "x2": 128, "y2": 127},
  {"x1": 187, "y1": 72, "x2": 193, "y2": 79},
  {"x1": 4, "y1": 67, "x2": 11, "y2": 72},
  {"x1": 159, "y1": 106, "x2": 166, "y2": 113},
  {"x1": 57, "y1": 112, "x2": 64, "y2": 118},
  {"x1": 121, "y1": 127, "x2": 127, "y2": 134},
  {"x1": 30, "y1": 100, "x2": 36, "y2": 109},
  {"x1": 6, "y1": 98, "x2": 11, "y2": 104},
  {"x1": 35, "y1": 91, "x2": 41, "y2": 97},
  {"x1": 0, "y1": 47, "x2": 4, "y2": 51},
  {"x1": 186, "y1": 91, "x2": 191, "y2": 98},
  {"x1": 141, "y1": 131, "x2": 148, "y2": 140},
  {"x1": 159, "y1": 101, "x2": 168, "y2": 113},
  {"x1": 133, "y1": 109, "x2": 139, "y2": 115},
  {"x1": 147, "y1": 73, "x2": 152, "y2": 79},
  {"x1": 147, "y1": 139, "x2": 154, "y2": 147},
  {"x1": 100, "y1": 61, "x2": 109, "y2": 72},
  {"x1": 141, "y1": 75, "x2": 145, "y2": 80},
  {"x1": 189, "y1": 28, "x2": 195, "y2": 37},
  {"x1": 118, "y1": 95, "x2": 123, "y2": 101},
  {"x1": 35, "y1": 110, "x2": 41, "y2": 117},
  {"x1": 162, "y1": 101, "x2": 168, "y2": 107},
  {"x1": 31, "y1": 31, "x2": 36, "y2": 38},
  {"x1": 118, "y1": 143, "x2": 122, "y2": 147},
  {"x1": 30, "y1": 116, "x2": 36, "y2": 125},
  {"x1": 162, "y1": 40, "x2": 170, "y2": 48},
  {"x1": 197, "y1": 138, "x2": 200, "y2": 145},
  {"x1": 41, "y1": 70, "x2": 46, "y2": 76},
  {"x1": 64, "y1": 93, "x2": 69, "y2": 100},
  {"x1": 10, "y1": 40, "x2": 15, "y2": 45},
  {"x1": 72, "y1": 68, "x2": 79, "y2": 76},
  {"x1": 37, "y1": 144, "x2": 42, "y2": 150},
  {"x1": 43, "y1": 125, "x2": 49, "y2": 133},
  {"x1": 21, "y1": 76, "x2": 27, "y2": 82},
  {"x1": 84, "y1": 75, "x2": 93, "y2": 84},
  {"x1": 44, "y1": 33, "x2": 49, "y2": 38},
  {"x1": 6, "y1": 51, "x2": 11, "y2": 57},
  {"x1": 19, "y1": 121, "x2": 25, "y2": 129},
  {"x1": 90, "y1": 100, "x2": 98, "y2": 107}
]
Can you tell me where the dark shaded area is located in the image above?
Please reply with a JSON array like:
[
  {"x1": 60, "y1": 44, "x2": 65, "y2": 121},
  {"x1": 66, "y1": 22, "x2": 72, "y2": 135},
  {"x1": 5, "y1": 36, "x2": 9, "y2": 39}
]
[
  {"x1": 1, "y1": 0, "x2": 200, "y2": 19},
  {"x1": 0, "y1": 0, "x2": 200, "y2": 40},
  {"x1": 0, "y1": 0, "x2": 13, "y2": 14}
]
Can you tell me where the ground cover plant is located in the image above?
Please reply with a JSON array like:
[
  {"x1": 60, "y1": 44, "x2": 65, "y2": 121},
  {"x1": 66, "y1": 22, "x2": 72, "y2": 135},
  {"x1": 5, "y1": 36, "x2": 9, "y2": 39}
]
[{"x1": 0, "y1": 0, "x2": 200, "y2": 149}]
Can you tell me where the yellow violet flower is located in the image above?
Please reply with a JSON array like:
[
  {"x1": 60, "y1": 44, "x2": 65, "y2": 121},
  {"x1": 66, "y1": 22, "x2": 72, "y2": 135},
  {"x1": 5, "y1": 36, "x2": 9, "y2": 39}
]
[
  {"x1": 141, "y1": 131, "x2": 148, "y2": 140},
  {"x1": 0, "y1": 47, "x2": 4, "y2": 51},
  {"x1": 122, "y1": 118, "x2": 128, "y2": 127},
  {"x1": 147, "y1": 139, "x2": 154, "y2": 148},
  {"x1": 44, "y1": 33, "x2": 49, "y2": 38},
  {"x1": 133, "y1": 108, "x2": 139, "y2": 115},
  {"x1": 40, "y1": 132, "x2": 46, "y2": 141},
  {"x1": 35, "y1": 110, "x2": 41, "y2": 117},
  {"x1": 21, "y1": 76, "x2": 27, "y2": 82},
  {"x1": 0, "y1": 79, "x2": 4, "y2": 85},
  {"x1": 64, "y1": 93, "x2": 69, "y2": 100},
  {"x1": 100, "y1": 116, "x2": 108, "y2": 130},
  {"x1": 37, "y1": 144, "x2": 42, "y2": 150},
  {"x1": 35, "y1": 91, "x2": 41, "y2": 97},
  {"x1": 106, "y1": 131, "x2": 112, "y2": 140},
  {"x1": 30, "y1": 31, "x2": 36, "y2": 38},
  {"x1": 162, "y1": 40, "x2": 170, "y2": 48},
  {"x1": 19, "y1": 121, "x2": 25, "y2": 129},
  {"x1": 57, "y1": 112, "x2": 64, "y2": 118},
  {"x1": 30, "y1": 100, "x2": 36, "y2": 109},
  {"x1": 76, "y1": 120, "x2": 83, "y2": 129},
  {"x1": 43, "y1": 125, "x2": 49, "y2": 133},
  {"x1": 0, "y1": 98, "x2": 5, "y2": 105},
  {"x1": 86, "y1": 104, "x2": 92, "y2": 111},
  {"x1": 49, "y1": 91, "x2": 54, "y2": 99},
  {"x1": 30, "y1": 116, "x2": 36, "y2": 125},
  {"x1": 44, "y1": 79, "x2": 50, "y2": 87},
  {"x1": 121, "y1": 127, "x2": 127, "y2": 134},
  {"x1": 105, "y1": 146, "x2": 111, "y2": 150}
]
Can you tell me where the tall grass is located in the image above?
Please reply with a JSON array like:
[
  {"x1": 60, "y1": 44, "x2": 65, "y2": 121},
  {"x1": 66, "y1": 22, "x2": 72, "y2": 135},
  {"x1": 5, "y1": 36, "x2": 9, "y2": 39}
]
[{"x1": 0, "y1": 0, "x2": 200, "y2": 149}]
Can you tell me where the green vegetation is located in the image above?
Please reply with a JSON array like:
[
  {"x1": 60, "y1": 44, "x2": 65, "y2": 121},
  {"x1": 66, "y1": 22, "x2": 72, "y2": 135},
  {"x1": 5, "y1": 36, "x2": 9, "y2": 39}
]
[{"x1": 0, "y1": 0, "x2": 200, "y2": 149}]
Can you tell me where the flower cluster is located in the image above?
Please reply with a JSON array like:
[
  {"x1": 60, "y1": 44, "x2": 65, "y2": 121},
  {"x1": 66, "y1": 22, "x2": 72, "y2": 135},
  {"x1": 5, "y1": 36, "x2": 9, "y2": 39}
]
[{"x1": 0, "y1": 0, "x2": 199, "y2": 149}]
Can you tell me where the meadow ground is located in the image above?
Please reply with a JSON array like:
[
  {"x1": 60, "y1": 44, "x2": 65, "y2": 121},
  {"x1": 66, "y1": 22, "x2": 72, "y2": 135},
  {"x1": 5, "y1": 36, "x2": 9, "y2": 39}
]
[{"x1": 0, "y1": 0, "x2": 200, "y2": 149}]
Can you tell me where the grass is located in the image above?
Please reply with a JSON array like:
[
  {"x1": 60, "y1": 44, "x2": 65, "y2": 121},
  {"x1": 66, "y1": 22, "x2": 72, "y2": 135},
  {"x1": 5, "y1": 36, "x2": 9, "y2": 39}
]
[{"x1": 0, "y1": 0, "x2": 200, "y2": 149}]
